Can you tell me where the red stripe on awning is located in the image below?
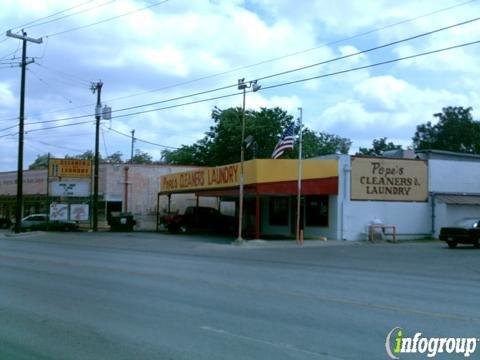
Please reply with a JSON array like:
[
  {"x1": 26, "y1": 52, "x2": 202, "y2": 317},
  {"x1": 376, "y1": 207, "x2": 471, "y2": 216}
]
[{"x1": 190, "y1": 177, "x2": 338, "y2": 197}]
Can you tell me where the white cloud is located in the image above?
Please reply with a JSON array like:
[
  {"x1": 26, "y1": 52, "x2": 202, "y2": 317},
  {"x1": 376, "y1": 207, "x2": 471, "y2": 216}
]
[
  {"x1": 1, "y1": 1, "x2": 480, "y2": 170},
  {"x1": 0, "y1": 82, "x2": 16, "y2": 108}
]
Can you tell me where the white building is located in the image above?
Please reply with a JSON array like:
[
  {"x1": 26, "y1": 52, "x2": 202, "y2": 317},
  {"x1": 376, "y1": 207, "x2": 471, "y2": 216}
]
[
  {"x1": 159, "y1": 150, "x2": 480, "y2": 240},
  {"x1": 0, "y1": 163, "x2": 208, "y2": 230}
]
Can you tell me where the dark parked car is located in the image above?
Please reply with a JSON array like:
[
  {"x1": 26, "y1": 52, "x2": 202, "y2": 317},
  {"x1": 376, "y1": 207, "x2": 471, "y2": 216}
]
[
  {"x1": 0, "y1": 216, "x2": 12, "y2": 229},
  {"x1": 439, "y1": 218, "x2": 480, "y2": 248},
  {"x1": 17, "y1": 214, "x2": 79, "y2": 232},
  {"x1": 162, "y1": 206, "x2": 235, "y2": 234}
]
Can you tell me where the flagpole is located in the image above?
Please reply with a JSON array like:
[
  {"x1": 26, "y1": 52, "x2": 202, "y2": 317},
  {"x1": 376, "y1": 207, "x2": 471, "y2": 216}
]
[{"x1": 296, "y1": 107, "x2": 303, "y2": 245}]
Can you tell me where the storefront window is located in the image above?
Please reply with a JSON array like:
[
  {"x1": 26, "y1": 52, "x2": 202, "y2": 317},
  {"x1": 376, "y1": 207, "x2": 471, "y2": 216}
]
[
  {"x1": 269, "y1": 197, "x2": 289, "y2": 226},
  {"x1": 305, "y1": 195, "x2": 328, "y2": 227}
]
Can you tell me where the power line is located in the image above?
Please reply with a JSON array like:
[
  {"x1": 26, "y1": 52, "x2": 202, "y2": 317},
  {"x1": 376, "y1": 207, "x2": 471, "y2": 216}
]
[
  {"x1": 4, "y1": 14, "x2": 477, "y2": 130},
  {"x1": 261, "y1": 39, "x2": 480, "y2": 91},
  {"x1": 45, "y1": 0, "x2": 170, "y2": 37},
  {"x1": 1, "y1": 15, "x2": 479, "y2": 135},
  {"x1": 0, "y1": 64, "x2": 18, "y2": 69},
  {"x1": 101, "y1": 127, "x2": 109, "y2": 158},
  {"x1": 8, "y1": 0, "x2": 96, "y2": 31},
  {"x1": 0, "y1": 42, "x2": 21, "y2": 60},
  {"x1": 27, "y1": 68, "x2": 74, "y2": 104},
  {"x1": 1, "y1": 0, "x2": 470, "y2": 122},
  {"x1": 104, "y1": 126, "x2": 178, "y2": 149},
  {"x1": 0, "y1": 123, "x2": 18, "y2": 132},
  {"x1": 2, "y1": 38, "x2": 479, "y2": 140},
  {"x1": 25, "y1": 119, "x2": 93, "y2": 134},
  {"x1": 20, "y1": 0, "x2": 116, "y2": 31},
  {"x1": 257, "y1": 14, "x2": 480, "y2": 82},
  {"x1": 93, "y1": 0, "x2": 480, "y2": 105},
  {"x1": 35, "y1": 36, "x2": 49, "y2": 60},
  {"x1": 35, "y1": 62, "x2": 91, "y2": 86},
  {"x1": 28, "y1": 139, "x2": 86, "y2": 153},
  {"x1": 84, "y1": 38, "x2": 480, "y2": 121}
]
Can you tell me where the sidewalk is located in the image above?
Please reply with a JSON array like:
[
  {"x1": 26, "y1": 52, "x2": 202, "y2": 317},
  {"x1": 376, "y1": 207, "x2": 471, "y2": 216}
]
[{"x1": 237, "y1": 238, "x2": 365, "y2": 248}]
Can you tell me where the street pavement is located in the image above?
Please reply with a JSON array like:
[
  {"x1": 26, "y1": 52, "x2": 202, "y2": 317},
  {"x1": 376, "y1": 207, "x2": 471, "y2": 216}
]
[{"x1": 0, "y1": 230, "x2": 479, "y2": 359}]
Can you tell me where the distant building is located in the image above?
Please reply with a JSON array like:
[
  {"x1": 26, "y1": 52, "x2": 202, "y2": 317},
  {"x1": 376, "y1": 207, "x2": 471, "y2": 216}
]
[{"x1": 0, "y1": 163, "x2": 209, "y2": 230}]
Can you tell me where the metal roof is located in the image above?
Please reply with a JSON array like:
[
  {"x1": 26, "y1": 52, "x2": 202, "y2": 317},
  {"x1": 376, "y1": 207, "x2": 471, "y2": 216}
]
[{"x1": 436, "y1": 194, "x2": 480, "y2": 205}]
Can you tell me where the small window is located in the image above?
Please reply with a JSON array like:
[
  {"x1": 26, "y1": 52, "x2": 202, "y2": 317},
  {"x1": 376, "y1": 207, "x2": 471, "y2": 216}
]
[
  {"x1": 305, "y1": 195, "x2": 328, "y2": 227},
  {"x1": 269, "y1": 197, "x2": 289, "y2": 226}
]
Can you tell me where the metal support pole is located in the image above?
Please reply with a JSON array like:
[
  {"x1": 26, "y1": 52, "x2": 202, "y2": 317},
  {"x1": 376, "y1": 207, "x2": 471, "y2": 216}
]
[
  {"x1": 156, "y1": 193, "x2": 160, "y2": 232},
  {"x1": 255, "y1": 193, "x2": 260, "y2": 240},
  {"x1": 124, "y1": 166, "x2": 129, "y2": 213},
  {"x1": 130, "y1": 129, "x2": 135, "y2": 162},
  {"x1": 237, "y1": 87, "x2": 246, "y2": 242},
  {"x1": 296, "y1": 108, "x2": 303, "y2": 244},
  {"x1": 234, "y1": 78, "x2": 260, "y2": 244},
  {"x1": 92, "y1": 81, "x2": 103, "y2": 231}
]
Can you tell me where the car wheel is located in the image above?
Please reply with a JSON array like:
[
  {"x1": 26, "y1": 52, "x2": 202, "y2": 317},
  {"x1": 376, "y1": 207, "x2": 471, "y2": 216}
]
[
  {"x1": 179, "y1": 224, "x2": 188, "y2": 233},
  {"x1": 447, "y1": 241, "x2": 457, "y2": 249}
]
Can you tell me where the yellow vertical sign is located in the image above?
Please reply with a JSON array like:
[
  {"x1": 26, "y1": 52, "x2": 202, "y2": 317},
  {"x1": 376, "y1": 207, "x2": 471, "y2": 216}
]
[{"x1": 48, "y1": 159, "x2": 92, "y2": 178}]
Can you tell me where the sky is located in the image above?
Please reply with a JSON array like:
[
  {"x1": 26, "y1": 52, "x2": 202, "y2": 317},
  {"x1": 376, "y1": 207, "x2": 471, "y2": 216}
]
[{"x1": 1, "y1": 0, "x2": 480, "y2": 171}]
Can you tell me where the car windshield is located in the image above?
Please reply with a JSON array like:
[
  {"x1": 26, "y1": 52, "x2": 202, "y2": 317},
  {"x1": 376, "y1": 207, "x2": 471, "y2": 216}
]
[{"x1": 454, "y1": 218, "x2": 479, "y2": 228}]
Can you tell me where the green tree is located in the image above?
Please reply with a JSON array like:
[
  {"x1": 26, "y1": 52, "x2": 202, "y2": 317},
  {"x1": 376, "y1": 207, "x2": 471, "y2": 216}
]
[
  {"x1": 28, "y1": 154, "x2": 50, "y2": 170},
  {"x1": 207, "y1": 106, "x2": 292, "y2": 165},
  {"x1": 357, "y1": 137, "x2": 402, "y2": 156},
  {"x1": 131, "y1": 149, "x2": 153, "y2": 164},
  {"x1": 299, "y1": 129, "x2": 351, "y2": 158},
  {"x1": 162, "y1": 106, "x2": 351, "y2": 165},
  {"x1": 413, "y1": 106, "x2": 480, "y2": 153},
  {"x1": 106, "y1": 151, "x2": 123, "y2": 164},
  {"x1": 162, "y1": 107, "x2": 294, "y2": 166},
  {"x1": 162, "y1": 141, "x2": 209, "y2": 166},
  {"x1": 65, "y1": 150, "x2": 101, "y2": 161}
]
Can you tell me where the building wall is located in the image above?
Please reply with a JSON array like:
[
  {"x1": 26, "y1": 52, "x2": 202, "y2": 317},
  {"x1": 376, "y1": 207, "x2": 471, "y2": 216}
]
[
  {"x1": 327, "y1": 155, "x2": 432, "y2": 241},
  {"x1": 0, "y1": 164, "x2": 206, "y2": 229},
  {"x1": 427, "y1": 157, "x2": 480, "y2": 237},
  {"x1": 105, "y1": 164, "x2": 210, "y2": 230},
  {"x1": 446, "y1": 204, "x2": 480, "y2": 223},
  {"x1": 0, "y1": 169, "x2": 47, "y2": 196},
  {"x1": 429, "y1": 159, "x2": 480, "y2": 194},
  {"x1": 303, "y1": 195, "x2": 338, "y2": 240},
  {"x1": 432, "y1": 202, "x2": 480, "y2": 238}
]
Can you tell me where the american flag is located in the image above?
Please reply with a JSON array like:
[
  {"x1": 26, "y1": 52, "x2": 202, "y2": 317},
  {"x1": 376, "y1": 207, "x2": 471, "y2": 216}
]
[{"x1": 272, "y1": 123, "x2": 295, "y2": 159}]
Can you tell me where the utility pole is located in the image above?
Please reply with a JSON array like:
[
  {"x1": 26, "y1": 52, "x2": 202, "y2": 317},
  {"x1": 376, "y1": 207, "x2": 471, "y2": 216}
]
[
  {"x1": 6, "y1": 30, "x2": 42, "y2": 233},
  {"x1": 130, "y1": 129, "x2": 135, "y2": 162},
  {"x1": 91, "y1": 81, "x2": 103, "y2": 232},
  {"x1": 296, "y1": 107, "x2": 303, "y2": 245}
]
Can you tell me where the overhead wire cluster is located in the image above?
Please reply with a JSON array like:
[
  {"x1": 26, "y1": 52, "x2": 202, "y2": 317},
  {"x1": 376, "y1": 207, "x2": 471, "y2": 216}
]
[
  {"x1": 0, "y1": 0, "x2": 479, "y2": 155},
  {"x1": 3, "y1": 0, "x2": 477, "y2": 121}
]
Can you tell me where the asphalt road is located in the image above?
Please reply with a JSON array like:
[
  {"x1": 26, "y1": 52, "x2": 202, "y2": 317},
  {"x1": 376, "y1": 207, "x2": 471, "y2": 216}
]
[{"x1": 0, "y1": 231, "x2": 479, "y2": 360}]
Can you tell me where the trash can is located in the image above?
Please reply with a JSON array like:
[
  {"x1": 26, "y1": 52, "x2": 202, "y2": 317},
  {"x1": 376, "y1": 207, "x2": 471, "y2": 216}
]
[
  {"x1": 368, "y1": 218, "x2": 384, "y2": 242},
  {"x1": 109, "y1": 212, "x2": 136, "y2": 232}
]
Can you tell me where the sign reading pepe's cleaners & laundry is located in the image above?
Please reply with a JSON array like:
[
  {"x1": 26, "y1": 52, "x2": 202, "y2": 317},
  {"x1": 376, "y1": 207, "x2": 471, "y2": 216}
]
[{"x1": 350, "y1": 157, "x2": 428, "y2": 202}]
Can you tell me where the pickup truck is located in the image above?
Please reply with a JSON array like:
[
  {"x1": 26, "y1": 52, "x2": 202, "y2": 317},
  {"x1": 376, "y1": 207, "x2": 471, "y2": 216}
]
[
  {"x1": 439, "y1": 218, "x2": 480, "y2": 248},
  {"x1": 161, "y1": 206, "x2": 235, "y2": 234}
]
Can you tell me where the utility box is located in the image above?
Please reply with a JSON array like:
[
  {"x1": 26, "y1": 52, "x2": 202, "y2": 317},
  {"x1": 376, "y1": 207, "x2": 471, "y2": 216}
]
[{"x1": 109, "y1": 212, "x2": 136, "y2": 232}]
